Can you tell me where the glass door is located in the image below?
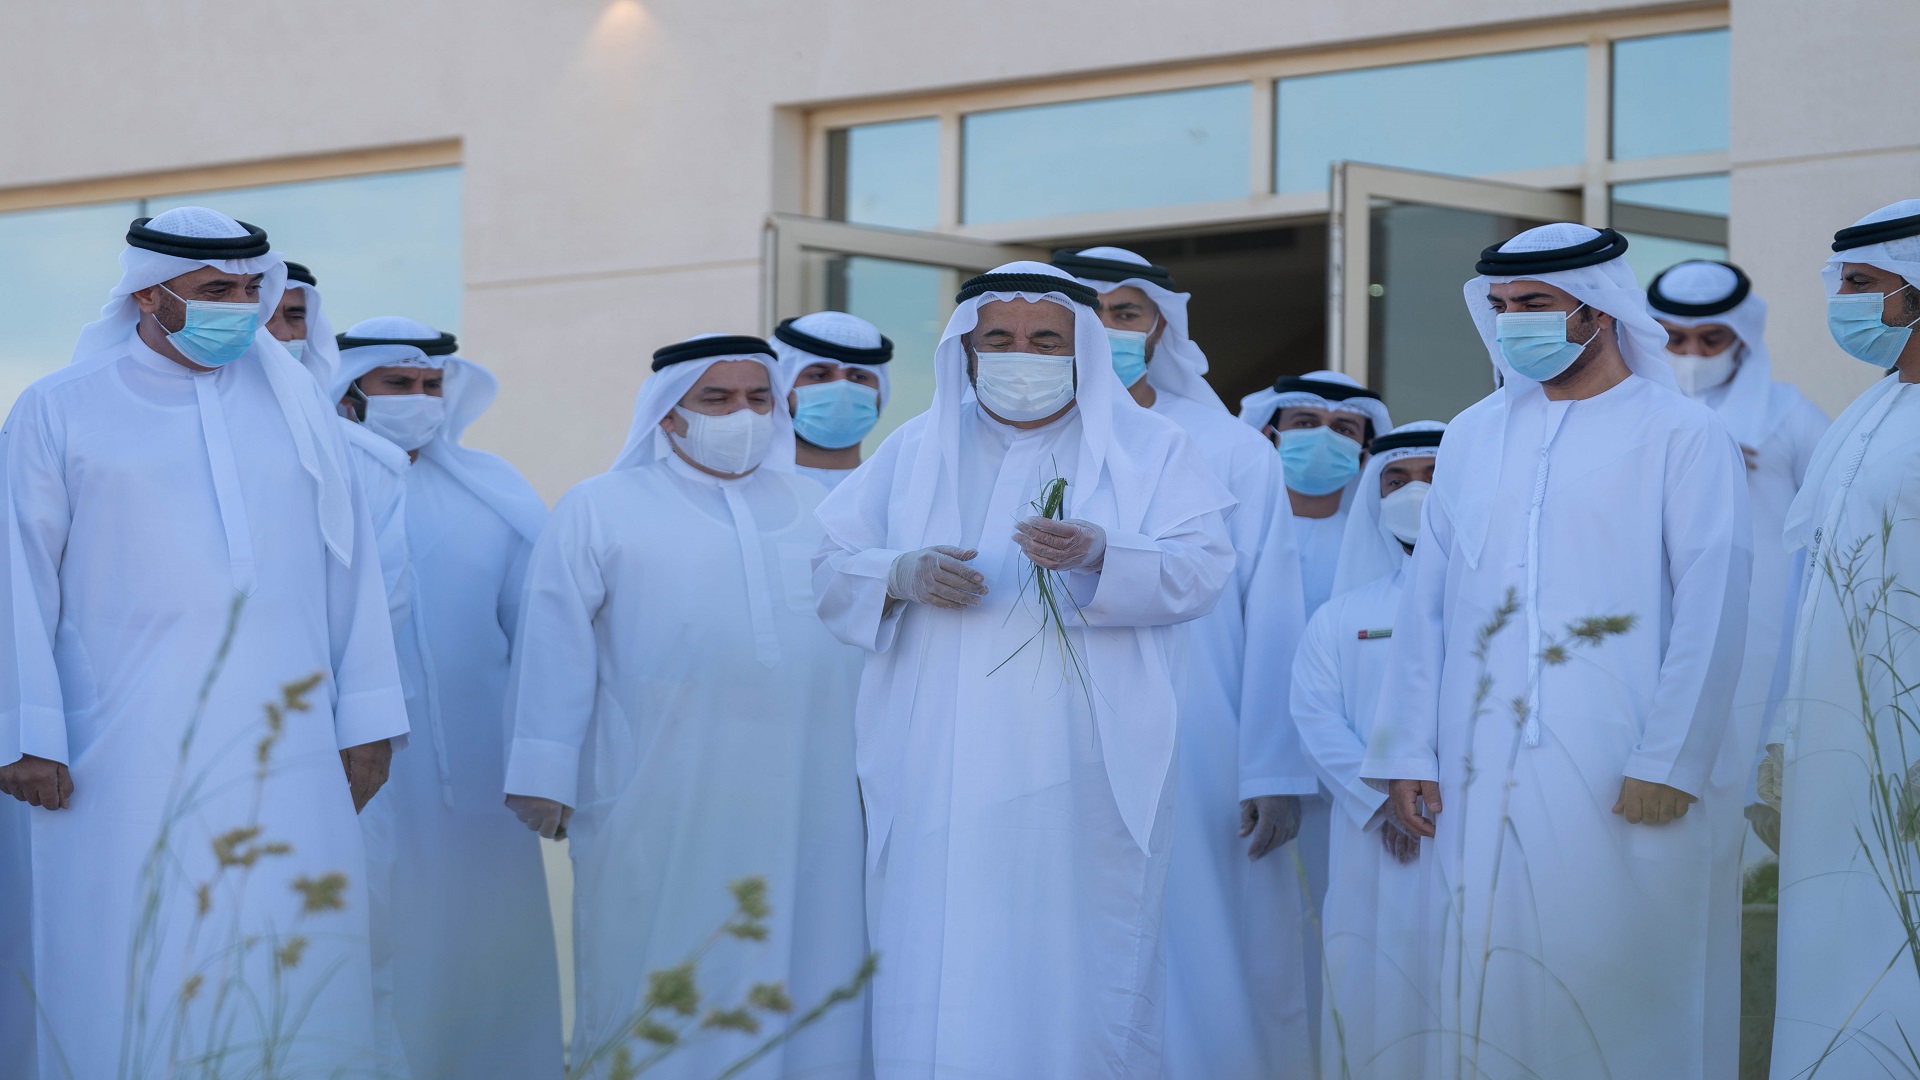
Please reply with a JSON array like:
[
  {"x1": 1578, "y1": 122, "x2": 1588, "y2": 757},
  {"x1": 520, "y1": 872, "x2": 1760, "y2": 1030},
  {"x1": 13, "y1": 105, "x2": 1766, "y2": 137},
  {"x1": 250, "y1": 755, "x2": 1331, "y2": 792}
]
[
  {"x1": 763, "y1": 214, "x2": 1039, "y2": 447},
  {"x1": 1329, "y1": 162, "x2": 1583, "y2": 422}
]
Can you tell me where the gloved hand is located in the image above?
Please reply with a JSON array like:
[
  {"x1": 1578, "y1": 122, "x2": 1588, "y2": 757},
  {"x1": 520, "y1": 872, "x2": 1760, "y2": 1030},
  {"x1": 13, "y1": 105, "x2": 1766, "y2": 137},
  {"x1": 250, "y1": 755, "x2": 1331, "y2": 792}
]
[
  {"x1": 887, "y1": 546, "x2": 988, "y2": 609},
  {"x1": 1013, "y1": 517, "x2": 1106, "y2": 572},
  {"x1": 1379, "y1": 814, "x2": 1421, "y2": 865},
  {"x1": 506, "y1": 794, "x2": 573, "y2": 840},
  {"x1": 1239, "y1": 795, "x2": 1301, "y2": 860}
]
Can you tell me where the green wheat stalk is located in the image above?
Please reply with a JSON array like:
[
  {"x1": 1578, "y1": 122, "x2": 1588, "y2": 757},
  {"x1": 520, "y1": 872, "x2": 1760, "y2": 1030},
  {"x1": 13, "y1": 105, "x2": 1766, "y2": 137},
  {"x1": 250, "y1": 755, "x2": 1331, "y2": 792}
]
[{"x1": 987, "y1": 469, "x2": 1098, "y2": 716}]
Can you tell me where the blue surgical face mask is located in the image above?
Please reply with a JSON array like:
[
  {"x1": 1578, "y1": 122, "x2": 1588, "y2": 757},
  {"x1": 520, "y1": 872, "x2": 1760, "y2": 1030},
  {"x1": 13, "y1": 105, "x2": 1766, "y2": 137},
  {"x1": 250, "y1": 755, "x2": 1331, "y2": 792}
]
[
  {"x1": 1827, "y1": 284, "x2": 1918, "y2": 369},
  {"x1": 1495, "y1": 303, "x2": 1598, "y2": 383},
  {"x1": 1278, "y1": 425, "x2": 1362, "y2": 496},
  {"x1": 153, "y1": 283, "x2": 260, "y2": 368},
  {"x1": 1105, "y1": 316, "x2": 1158, "y2": 389},
  {"x1": 791, "y1": 379, "x2": 880, "y2": 450}
]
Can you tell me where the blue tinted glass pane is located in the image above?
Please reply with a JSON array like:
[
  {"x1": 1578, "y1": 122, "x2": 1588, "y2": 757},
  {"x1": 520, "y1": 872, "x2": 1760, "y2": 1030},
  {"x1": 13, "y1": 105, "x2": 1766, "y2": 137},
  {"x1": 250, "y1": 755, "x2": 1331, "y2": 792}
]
[
  {"x1": 1618, "y1": 233, "x2": 1727, "y2": 287},
  {"x1": 0, "y1": 200, "x2": 142, "y2": 413},
  {"x1": 150, "y1": 167, "x2": 464, "y2": 333},
  {"x1": 1612, "y1": 30, "x2": 1729, "y2": 160},
  {"x1": 838, "y1": 255, "x2": 945, "y2": 451},
  {"x1": 837, "y1": 119, "x2": 941, "y2": 229},
  {"x1": 1276, "y1": 48, "x2": 1586, "y2": 193},
  {"x1": 1612, "y1": 174, "x2": 1729, "y2": 215},
  {"x1": 963, "y1": 84, "x2": 1251, "y2": 224}
]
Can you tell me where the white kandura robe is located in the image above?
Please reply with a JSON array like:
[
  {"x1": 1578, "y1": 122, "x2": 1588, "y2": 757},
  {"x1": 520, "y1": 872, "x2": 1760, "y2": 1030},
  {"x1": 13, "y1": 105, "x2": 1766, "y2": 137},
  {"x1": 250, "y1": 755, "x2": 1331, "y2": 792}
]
[
  {"x1": 2, "y1": 333, "x2": 408, "y2": 1080},
  {"x1": 815, "y1": 405, "x2": 1233, "y2": 1079},
  {"x1": 1770, "y1": 379, "x2": 1920, "y2": 1076},
  {"x1": 362, "y1": 451, "x2": 563, "y2": 1079},
  {"x1": 505, "y1": 454, "x2": 867, "y2": 1080},
  {"x1": 335, "y1": 418, "x2": 416, "y2": 1076},
  {"x1": 1151, "y1": 391, "x2": 1316, "y2": 1080},
  {"x1": 1364, "y1": 375, "x2": 1750, "y2": 1079},
  {"x1": 797, "y1": 463, "x2": 857, "y2": 491},
  {"x1": 1291, "y1": 496, "x2": 1349, "y2": 1054},
  {"x1": 1292, "y1": 569, "x2": 1438, "y2": 1079}
]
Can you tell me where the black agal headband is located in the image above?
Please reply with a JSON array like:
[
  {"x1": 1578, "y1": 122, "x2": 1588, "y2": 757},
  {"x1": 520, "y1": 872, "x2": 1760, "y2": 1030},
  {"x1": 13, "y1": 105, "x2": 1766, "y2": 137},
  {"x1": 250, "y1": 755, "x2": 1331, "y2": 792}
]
[
  {"x1": 651, "y1": 335, "x2": 775, "y2": 372},
  {"x1": 1476, "y1": 228, "x2": 1629, "y2": 276},
  {"x1": 955, "y1": 272, "x2": 1101, "y2": 309},
  {"x1": 126, "y1": 217, "x2": 271, "y2": 260},
  {"x1": 773, "y1": 319, "x2": 893, "y2": 365}
]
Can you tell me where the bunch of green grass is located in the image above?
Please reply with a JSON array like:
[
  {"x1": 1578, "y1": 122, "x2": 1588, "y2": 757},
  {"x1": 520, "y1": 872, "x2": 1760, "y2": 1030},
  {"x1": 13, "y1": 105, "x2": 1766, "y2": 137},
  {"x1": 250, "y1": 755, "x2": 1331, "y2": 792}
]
[
  {"x1": 989, "y1": 471, "x2": 1096, "y2": 714},
  {"x1": 566, "y1": 877, "x2": 878, "y2": 1080}
]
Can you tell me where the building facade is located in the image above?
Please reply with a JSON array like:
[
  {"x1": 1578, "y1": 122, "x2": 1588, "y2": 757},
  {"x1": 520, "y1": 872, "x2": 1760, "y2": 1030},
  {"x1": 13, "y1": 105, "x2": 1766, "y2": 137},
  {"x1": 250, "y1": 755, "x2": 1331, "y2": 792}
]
[{"x1": 0, "y1": 0, "x2": 1912, "y2": 500}]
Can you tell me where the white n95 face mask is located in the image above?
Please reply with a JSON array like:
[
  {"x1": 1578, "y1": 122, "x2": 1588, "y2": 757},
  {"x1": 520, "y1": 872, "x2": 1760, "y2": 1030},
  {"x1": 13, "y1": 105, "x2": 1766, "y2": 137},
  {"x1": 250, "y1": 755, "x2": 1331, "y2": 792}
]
[
  {"x1": 973, "y1": 351, "x2": 1075, "y2": 422},
  {"x1": 362, "y1": 393, "x2": 446, "y2": 451},
  {"x1": 1378, "y1": 481, "x2": 1430, "y2": 546},
  {"x1": 1667, "y1": 348, "x2": 1739, "y2": 397},
  {"x1": 672, "y1": 405, "x2": 773, "y2": 475}
]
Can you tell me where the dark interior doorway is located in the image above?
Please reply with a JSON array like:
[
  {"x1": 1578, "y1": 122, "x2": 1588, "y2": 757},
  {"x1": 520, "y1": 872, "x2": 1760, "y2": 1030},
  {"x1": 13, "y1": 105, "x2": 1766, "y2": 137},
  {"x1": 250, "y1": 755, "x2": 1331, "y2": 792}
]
[{"x1": 1064, "y1": 221, "x2": 1328, "y2": 413}]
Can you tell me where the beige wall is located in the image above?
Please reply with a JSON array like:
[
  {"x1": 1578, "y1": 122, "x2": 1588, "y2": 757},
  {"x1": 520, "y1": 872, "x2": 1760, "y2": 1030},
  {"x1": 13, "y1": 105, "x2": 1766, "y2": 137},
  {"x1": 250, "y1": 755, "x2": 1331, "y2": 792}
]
[
  {"x1": 1728, "y1": 0, "x2": 1920, "y2": 417},
  {"x1": 2, "y1": 0, "x2": 1909, "y2": 497}
]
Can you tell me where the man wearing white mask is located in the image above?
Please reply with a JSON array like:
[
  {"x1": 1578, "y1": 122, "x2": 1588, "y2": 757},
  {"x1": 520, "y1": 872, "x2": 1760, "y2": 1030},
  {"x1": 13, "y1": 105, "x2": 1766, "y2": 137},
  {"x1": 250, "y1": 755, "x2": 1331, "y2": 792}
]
[
  {"x1": 1055, "y1": 246, "x2": 1314, "y2": 1079},
  {"x1": 1362, "y1": 224, "x2": 1751, "y2": 1079},
  {"x1": 1291, "y1": 421, "x2": 1444, "y2": 1079},
  {"x1": 266, "y1": 261, "x2": 339, "y2": 386},
  {"x1": 332, "y1": 318, "x2": 562, "y2": 1079},
  {"x1": 0, "y1": 208, "x2": 407, "y2": 1079},
  {"x1": 771, "y1": 311, "x2": 891, "y2": 490},
  {"x1": 1769, "y1": 200, "x2": 1920, "y2": 1076},
  {"x1": 1644, "y1": 261, "x2": 1828, "y2": 874},
  {"x1": 505, "y1": 335, "x2": 867, "y2": 1079},
  {"x1": 815, "y1": 263, "x2": 1235, "y2": 1078}
]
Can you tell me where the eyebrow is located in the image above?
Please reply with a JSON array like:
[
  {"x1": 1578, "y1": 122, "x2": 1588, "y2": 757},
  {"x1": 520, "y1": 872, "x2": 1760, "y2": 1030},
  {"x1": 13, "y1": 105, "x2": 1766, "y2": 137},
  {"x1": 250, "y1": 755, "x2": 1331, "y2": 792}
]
[
  {"x1": 1499, "y1": 291, "x2": 1559, "y2": 304},
  {"x1": 1027, "y1": 328, "x2": 1065, "y2": 338}
]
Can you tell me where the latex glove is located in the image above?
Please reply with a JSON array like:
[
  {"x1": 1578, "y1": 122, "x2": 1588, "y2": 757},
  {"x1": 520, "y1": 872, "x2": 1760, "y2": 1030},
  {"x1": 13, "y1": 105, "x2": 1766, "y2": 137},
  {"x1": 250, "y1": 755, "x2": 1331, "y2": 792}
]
[
  {"x1": 1013, "y1": 517, "x2": 1106, "y2": 572},
  {"x1": 887, "y1": 546, "x2": 988, "y2": 609},
  {"x1": 1380, "y1": 814, "x2": 1421, "y2": 865},
  {"x1": 1756, "y1": 743, "x2": 1783, "y2": 811},
  {"x1": 506, "y1": 794, "x2": 574, "y2": 840},
  {"x1": 1239, "y1": 795, "x2": 1301, "y2": 860},
  {"x1": 340, "y1": 740, "x2": 393, "y2": 813},
  {"x1": 1612, "y1": 776, "x2": 1696, "y2": 826},
  {"x1": 0, "y1": 754, "x2": 72, "y2": 810},
  {"x1": 1387, "y1": 778, "x2": 1442, "y2": 838}
]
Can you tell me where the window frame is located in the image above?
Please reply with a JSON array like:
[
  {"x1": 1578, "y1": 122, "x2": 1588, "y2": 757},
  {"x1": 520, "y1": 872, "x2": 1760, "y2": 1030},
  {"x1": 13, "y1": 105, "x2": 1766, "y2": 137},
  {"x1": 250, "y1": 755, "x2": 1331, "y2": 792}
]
[{"x1": 802, "y1": 8, "x2": 1729, "y2": 244}]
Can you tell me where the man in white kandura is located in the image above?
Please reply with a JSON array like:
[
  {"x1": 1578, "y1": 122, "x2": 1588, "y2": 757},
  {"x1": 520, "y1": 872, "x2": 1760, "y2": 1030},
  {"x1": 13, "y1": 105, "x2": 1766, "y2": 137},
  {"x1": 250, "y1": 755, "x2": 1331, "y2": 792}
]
[
  {"x1": 267, "y1": 260, "x2": 338, "y2": 386},
  {"x1": 1291, "y1": 420, "x2": 1445, "y2": 1079},
  {"x1": 815, "y1": 262, "x2": 1235, "y2": 1078},
  {"x1": 1769, "y1": 200, "x2": 1920, "y2": 1075},
  {"x1": 505, "y1": 335, "x2": 867, "y2": 1079},
  {"x1": 1363, "y1": 224, "x2": 1751, "y2": 1079},
  {"x1": 1055, "y1": 246, "x2": 1314, "y2": 1079},
  {"x1": 0, "y1": 207, "x2": 408, "y2": 1079},
  {"x1": 772, "y1": 310, "x2": 892, "y2": 490},
  {"x1": 1239, "y1": 365, "x2": 1393, "y2": 1042},
  {"x1": 1645, "y1": 262, "x2": 1830, "y2": 840},
  {"x1": 1240, "y1": 369, "x2": 1393, "y2": 618},
  {"x1": 332, "y1": 318, "x2": 563, "y2": 1079}
]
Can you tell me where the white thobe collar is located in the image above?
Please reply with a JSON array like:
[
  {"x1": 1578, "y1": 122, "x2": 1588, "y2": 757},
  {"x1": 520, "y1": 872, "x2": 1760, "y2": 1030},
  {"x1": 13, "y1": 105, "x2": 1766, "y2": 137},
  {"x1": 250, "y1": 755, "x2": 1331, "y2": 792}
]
[
  {"x1": 664, "y1": 451, "x2": 782, "y2": 667},
  {"x1": 128, "y1": 328, "x2": 214, "y2": 379}
]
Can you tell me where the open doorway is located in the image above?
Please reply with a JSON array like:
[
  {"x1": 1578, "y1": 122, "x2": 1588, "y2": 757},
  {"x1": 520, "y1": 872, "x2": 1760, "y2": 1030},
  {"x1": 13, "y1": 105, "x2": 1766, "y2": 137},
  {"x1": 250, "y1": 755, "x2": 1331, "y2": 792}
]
[{"x1": 1051, "y1": 222, "x2": 1329, "y2": 413}]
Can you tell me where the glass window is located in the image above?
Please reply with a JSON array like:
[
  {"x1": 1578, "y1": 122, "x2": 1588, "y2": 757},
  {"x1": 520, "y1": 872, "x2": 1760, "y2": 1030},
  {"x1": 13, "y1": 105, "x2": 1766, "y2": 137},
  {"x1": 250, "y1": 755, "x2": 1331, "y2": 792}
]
[
  {"x1": 1611, "y1": 29, "x2": 1729, "y2": 160},
  {"x1": 1275, "y1": 48, "x2": 1586, "y2": 194},
  {"x1": 828, "y1": 118, "x2": 941, "y2": 230},
  {"x1": 148, "y1": 166, "x2": 464, "y2": 333},
  {"x1": 0, "y1": 200, "x2": 142, "y2": 413},
  {"x1": 1612, "y1": 174, "x2": 1729, "y2": 284},
  {"x1": 799, "y1": 252, "x2": 951, "y2": 451},
  {"x1": 962, "y1": 84, "x2": 1251, "y2": 224}
]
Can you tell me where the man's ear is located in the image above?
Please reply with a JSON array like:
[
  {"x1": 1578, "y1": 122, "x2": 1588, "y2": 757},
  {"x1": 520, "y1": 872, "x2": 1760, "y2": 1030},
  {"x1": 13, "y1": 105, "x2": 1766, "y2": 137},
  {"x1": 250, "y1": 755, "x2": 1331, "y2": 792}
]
[{"x1": 131, "y1": 285, "x2": 161, "y2": 314}]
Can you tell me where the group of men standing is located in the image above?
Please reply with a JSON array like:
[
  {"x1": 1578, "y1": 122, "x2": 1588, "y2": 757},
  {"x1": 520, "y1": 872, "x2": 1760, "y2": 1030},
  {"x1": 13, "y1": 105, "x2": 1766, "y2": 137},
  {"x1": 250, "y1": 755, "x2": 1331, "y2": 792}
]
[{"x1": 0, "y1": 196, "x2": 1915, "y2": 1080}]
